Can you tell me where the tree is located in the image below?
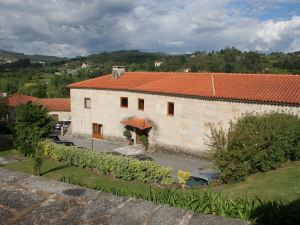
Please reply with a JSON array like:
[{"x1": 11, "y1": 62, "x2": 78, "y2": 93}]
[
  {"x1": 15, "y1": 103, "x2": 54, "y2": 157},
  {"x1": 33, "y1": 81, "x2": 47, "y2": 98},
  {"x1": 221, "y1": 47, "x2": 240, "y2": 72},
  {"x1": 243, "y1": 51, "x2": 262, "y2": 73},
  {"x1": 0, "y1": 96, "x2": 8, "y2": 120}
]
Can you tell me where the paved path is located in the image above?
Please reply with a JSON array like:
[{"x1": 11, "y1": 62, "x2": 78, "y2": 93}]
[
  {"x1": 60, "y1": 136, "x2": 215, "y2": 177},
  {"x1": 0, "y1": 168, "x2": 247, "y2": 225}
]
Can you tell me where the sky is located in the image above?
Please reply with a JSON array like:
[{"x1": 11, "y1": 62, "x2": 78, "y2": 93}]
[{"x1": 0, "y1": 0, "x2": 300, "y2": 57}]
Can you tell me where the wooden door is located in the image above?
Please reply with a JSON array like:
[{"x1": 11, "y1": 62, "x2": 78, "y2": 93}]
[{"x1": 92, "y1": 123, "x2": 103, "y2": 139}]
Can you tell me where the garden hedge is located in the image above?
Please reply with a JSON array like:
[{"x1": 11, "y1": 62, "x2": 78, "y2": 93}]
[
  {"x1": 208, "y1": 112, "x2": 300, "y2": 183},
  {"x1": 43, "y1": 141, "x2": 174, "y2": 185}
]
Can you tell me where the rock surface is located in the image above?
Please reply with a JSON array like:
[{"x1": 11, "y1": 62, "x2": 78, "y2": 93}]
[{"x1": 0, "y1": 168, "x2": 248, "y2": 225}]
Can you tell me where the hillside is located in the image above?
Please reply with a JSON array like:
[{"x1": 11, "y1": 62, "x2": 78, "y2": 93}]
[{"x1": 0, "y1": 49, "x2": 66, "y2": 63}]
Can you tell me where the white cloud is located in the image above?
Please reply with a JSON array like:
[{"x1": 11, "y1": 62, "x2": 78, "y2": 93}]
[{"x1": 0, "y1": 0, "x2": 299, "y2": 56}]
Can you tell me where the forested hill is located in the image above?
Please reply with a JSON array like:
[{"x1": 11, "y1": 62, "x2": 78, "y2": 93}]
[
  {"x1": 0, "y1": 48, "x2": 300, "y2": 99},
  {"x1": 0, "y1": 49, "x2": 66, "y2": 63}
]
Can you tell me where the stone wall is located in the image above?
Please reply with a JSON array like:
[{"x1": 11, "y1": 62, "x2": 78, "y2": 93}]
[
  {"x1": 70, "y1": 88, "x2": 300, "y2": 154},
  {"x1": 49, "y1": 111, "x2": 71, "y2": 121}
]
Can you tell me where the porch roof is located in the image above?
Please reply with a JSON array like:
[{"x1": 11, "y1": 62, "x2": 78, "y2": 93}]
[{"x1": 121, "y1": 117, "x2": 152, "y2": 130}]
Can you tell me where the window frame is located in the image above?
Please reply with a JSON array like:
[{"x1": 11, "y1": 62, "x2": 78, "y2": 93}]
[
  {"x1": 138, "y1": 98, "x2": 144, "y2": 111},
  {"x1": 84, "y1": 98, "x2": 91, "y2": 109},
  {"x1": 167, "y1": 102, "x2": 174, "y2": 116},
  {"x1": 120, "y1": 97, "x2": 128, "y2": 108}
]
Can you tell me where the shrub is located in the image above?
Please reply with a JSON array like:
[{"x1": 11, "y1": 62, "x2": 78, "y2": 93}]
[
  {"x1": 177, "y1": 170, "x2": 190, "y2": 188},
  {"x1": 208, "y1": 112, "x2": 300, "y2": 183},
  {"x1": 43, "y1": 141, "x2": 174, "y2": 185},
  {"x1": 0, "y1": 121, "x2": 12, "y2": 135},
  {"x1": 123, "y1": 129, "x2": 132, "y2": 140},
  {"x1": 140, "y1": 135, "x2": 149, "y2": 149}
]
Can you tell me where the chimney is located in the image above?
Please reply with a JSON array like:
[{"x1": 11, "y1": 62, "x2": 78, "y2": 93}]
[{"x1": 112, "y1": 66, "x2": 125, "y2": 79}]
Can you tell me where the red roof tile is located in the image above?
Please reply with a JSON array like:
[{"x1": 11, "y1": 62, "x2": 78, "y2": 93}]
[
  {"x1": 8, "y1": 94, "x2": 37, "y2": 107},
  {"x1": 34, "y1": 98, "x2": 70, "y2": 112},
  {"x1": 68, "y1": 72, "x2": 300, "y2": 105},
  {"x1": 121, "y1": 117, "x2": 152, "y2": 130}
]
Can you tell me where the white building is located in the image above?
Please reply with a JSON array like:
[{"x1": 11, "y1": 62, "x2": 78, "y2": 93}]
[
  {"x1": 68, "y1": 69, "x2": 300, "y2": 154},
  {"x1": 154, "y1": 61, "x2": 163, "y2": 67}
]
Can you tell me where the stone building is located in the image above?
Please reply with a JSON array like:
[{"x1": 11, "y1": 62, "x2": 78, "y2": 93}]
[{"x1": 68, "y1": 70, "x2": 300, "y2": 154}]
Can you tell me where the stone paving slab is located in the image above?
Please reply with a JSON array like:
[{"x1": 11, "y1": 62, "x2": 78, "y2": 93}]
[
  {"x1": 0, "y1": 157, "x2": 9, "y2": 165},
  {"x1": 0, "y1": 168, "x2": 28, "y2": 184},
  {"x1": 114, "y1": 145, "x2": 144, "y2": 155},
  {"x1": 0, "y1": 168, "x2": 248, "y2": 225}
]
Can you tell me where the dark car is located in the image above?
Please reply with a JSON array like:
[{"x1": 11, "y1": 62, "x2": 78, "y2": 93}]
[
  {"x1": 130, "y1": 154, "x2": 154, "y2": 161},
  {"x1": 184, "y1": 176, "x2": 209, "y2": 188},
  {"x1": 54, "y1": 141, "x2": 75, "y2": 146},
  {"x1": 105, "y1": 151, "x2": 122, "y2": 156},
  {"x1": 47, "y1": 134, "x2": 60, "y2": 142},
  {"x1": 54, "y1": 121, "x2": 64, "y2": 130}
]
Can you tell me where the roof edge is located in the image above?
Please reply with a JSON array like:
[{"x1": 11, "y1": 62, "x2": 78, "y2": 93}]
[{"x1": 69, "y1": 87, "x2": 300, "y2": 107}]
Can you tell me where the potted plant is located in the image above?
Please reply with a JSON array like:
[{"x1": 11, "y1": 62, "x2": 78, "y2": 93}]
[
  {"x1": 140, "y1": 135, "x2": 149, "y2": 150},
  {"x1": 123, "y1": 129, "x2": 132, "y2": 145}
]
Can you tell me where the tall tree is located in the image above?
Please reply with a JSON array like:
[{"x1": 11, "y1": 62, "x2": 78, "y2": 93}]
[
  {"x1": 0, "y1": 96, "x2": 8, "y2": 120},
  {"x1": 15, "y1": 103, "x2": 54, "y2": 157}
]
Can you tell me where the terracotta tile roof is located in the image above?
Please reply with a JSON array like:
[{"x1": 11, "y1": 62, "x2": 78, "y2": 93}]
[
  {"x1": 68, "y1": 72, "x2": 300, "y2": 105},
  {"x1": 34, "y1": 98, "x2": 70, "y2": 112},
  {"x1": 121, "y1": 117, "x2": 152, "y2": 130},
  {"x1": 7, "y1": 94, "x2": 37, "y2": 107}
]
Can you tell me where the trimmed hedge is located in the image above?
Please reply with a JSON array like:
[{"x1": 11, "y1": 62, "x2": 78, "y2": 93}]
[
  {"x1": 208, "y1": 112, "x2": 300, "y2": 183},
  {"x1": 43, "y1": 141, "x2": 174, "y2": 185}
]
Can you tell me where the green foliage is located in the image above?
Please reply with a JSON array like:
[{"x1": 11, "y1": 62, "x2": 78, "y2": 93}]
[
  {"x1": 0, "y1": 96, "x2": 8, "y2": 120},
  {"x1": 59, "y1": 175, "x2": 82, "y2": 186},
  {"x1": 44, "y1": 141, "x2": 174, "y2": 185},
  {"x1": 208, "y1": 112, "x2": 300, "y2": 183},
  {"x1": 140, "y1": 135, "x2": 149, "y2": 147},
  {"x1": 15, "y1": 103, "x2": 54, "y2": 156},
  {"x1": 123, "y1": 129, "x2": 132, "y2": 139},
  {"x1": 90, "y1": 181, "x2": 260, "y2": 221}
]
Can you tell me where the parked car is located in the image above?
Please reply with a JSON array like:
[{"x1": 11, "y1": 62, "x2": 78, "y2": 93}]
[
  {"x1": 47, "y1": 134, "x2": 60, "y2": 142},
  {"x1": 54, "y1": 141, "x2": 75, "y2": 146},
  {"x1": 105, "y1": 151, "x2": 122, "y2": 156},
  {"x1": 54, "y1": 121, "x2": 64, "y2": 130},
  {"x1": 184, "y1": 176, "x2": 209, "y2": 188},
  {"x1": 62, "y1": 121, "x2": 71, "y2": 129},
  {"x1": 130, "y1": 154, "x2": 154, "y2": 161}
]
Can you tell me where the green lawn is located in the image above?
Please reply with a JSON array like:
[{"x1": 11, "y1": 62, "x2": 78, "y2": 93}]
[
  {"x1": 214, "y1": 161, "x2": 300, "y2": 203},
  {"x1": 3, "y1": 158, "x2": 157, "y2": 196},
  {"x1": 0, "y1": 138, "x2": 21, "y2": 159}
]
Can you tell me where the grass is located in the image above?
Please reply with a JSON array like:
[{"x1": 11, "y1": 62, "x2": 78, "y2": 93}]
[
  {"x1": 0, "y1": 138, "x2": 21, "y2": 159},
  {"x1": 214, "y1": 161, "x2": 300, "y2": 203},
  {"x1": 3, "y1": 158, "x2": 156, "y2": 195}
]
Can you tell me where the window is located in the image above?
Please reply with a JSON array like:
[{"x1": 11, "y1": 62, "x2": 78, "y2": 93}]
[
  {"x1": 167, "y1": 102, "x2": 174, "y2": 116},
  {"x1": 120, "y1": 97, "x2": 128, "y2": 108},
  {"x1": 138, "y1": 98, "x2": 144, "y2": 110},
  {"x1": 84, "y1": 98, "x2": 91, "y2": 109}
]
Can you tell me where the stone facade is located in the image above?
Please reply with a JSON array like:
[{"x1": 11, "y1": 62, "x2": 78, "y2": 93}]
[
  {"x1": 49, "y1": 111, "x2": 71, "y2": 121},
  {"x1": 70, "y1": 88, "x2": 300, "y2": 154}
]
